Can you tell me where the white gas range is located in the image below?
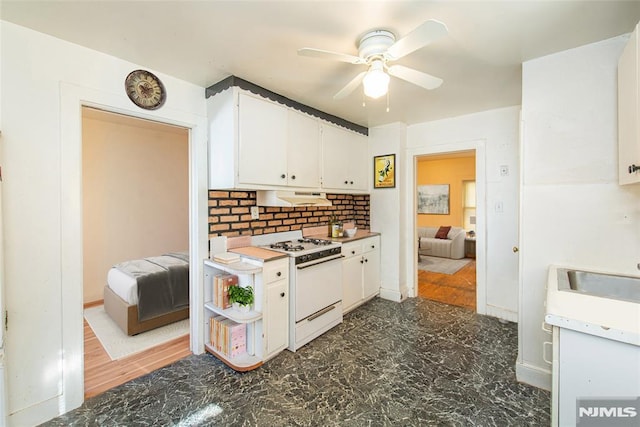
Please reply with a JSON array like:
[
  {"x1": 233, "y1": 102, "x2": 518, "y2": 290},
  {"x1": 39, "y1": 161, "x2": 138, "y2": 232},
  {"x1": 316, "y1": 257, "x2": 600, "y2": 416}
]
[{"x1": 252, "y1": 231, "x2": 343, "y2": 352}]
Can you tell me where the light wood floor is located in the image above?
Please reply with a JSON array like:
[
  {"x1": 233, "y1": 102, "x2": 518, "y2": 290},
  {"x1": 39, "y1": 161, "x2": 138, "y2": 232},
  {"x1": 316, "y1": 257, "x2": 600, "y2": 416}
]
[
  {"x1": 84, "y1": 318, "x2": 191, "y2": 399},
  {"x1": 417, "y1": 259, "x2": 476, "y2": 310}
]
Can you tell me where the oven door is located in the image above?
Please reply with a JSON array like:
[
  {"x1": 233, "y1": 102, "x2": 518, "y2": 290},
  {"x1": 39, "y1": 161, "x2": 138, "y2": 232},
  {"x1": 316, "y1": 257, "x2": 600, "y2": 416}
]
[{"x1": 295, "y1": 254, "x2": 343, "y2": 322}]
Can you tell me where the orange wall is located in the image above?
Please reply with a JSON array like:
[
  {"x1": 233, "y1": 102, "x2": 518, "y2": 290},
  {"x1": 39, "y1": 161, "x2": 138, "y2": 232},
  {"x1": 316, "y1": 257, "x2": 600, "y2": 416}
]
[{"x1": 417, "y1": 156, "x2": 475, "y2": 228}]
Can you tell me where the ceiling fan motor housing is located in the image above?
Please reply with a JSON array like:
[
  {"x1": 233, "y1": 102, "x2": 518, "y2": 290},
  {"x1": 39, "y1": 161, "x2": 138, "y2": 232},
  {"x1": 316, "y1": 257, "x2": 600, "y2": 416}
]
[{"x1": 358, "y1": 30, "x2": 396, "y2": 61}]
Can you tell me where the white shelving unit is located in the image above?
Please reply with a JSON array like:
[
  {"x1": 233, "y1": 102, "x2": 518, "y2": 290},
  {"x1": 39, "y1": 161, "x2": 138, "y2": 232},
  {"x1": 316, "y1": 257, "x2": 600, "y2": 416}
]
[{"x1": 203, "y1": 258, "x2": 265, "y2": 371}]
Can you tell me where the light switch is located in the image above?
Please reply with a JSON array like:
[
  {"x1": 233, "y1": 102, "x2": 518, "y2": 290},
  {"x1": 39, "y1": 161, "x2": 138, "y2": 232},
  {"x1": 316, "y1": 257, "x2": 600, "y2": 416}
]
[{"x1": 251, "y1": 206, "x2": 259, "y2": 220}]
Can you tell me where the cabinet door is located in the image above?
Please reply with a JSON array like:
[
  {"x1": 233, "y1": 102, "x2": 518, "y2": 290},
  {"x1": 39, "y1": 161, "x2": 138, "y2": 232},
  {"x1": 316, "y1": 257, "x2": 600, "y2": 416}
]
[
  {"x1": 346, "y1": 132, "x2": 368, "y2": 191},
  {"x1": 265, "y1": 279, "x2": 288, "y2": 359},
  {"x1": 321, "y1": 124, "x2": 352, "y2": 190},
  {"x1": 238, "y1": 94, "x2": 288, "y2": 186},
  {"x1": 363, "y1": 239, "x2": 381, "y2": 299},
  {"x1": 288, "y1": 110, "x2": 321, "y2": 188},
  {"x1": 618, "y1": 23, "x2": 640, "y2": 185},
  {"x1": 342, "y1": 255, "x2": 363, "y2": 313}
]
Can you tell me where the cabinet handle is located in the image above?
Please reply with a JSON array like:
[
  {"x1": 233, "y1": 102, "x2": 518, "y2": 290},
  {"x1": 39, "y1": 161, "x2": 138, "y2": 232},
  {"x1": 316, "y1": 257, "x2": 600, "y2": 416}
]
[
  {"x1": 280, "y1": 292, "x2": 285, "y2": 297},
  {"x1": 344, "y1": 180, "x2": 349, "y2": 184},
  {"x1": 291, "y1": 175, "x2": 296, "y2": 180},
  {"x1": 350, "y1": 181, "x2": 354, "y2": 184},
  {"x1": 365, "y1": 258, "x2": 368, "y2": 263},
  {"x1": 281, "y1": 174, "x2": 286, "y2": 179},
  {"x1": 629, "y1": 164, "x2": 640, "y2": 174},
  {"x1": 360, "y1": 259, "x2": 364, "y2": 264},
  {"x1": 371, "y1": 245, "x2": 375, "y2": 249},
  {"x1": 276, "y1": 271, "x2": 281, "y2": 277},
  {"x1": 351, "y1": 250, "x2": 355, "y2": 255}
]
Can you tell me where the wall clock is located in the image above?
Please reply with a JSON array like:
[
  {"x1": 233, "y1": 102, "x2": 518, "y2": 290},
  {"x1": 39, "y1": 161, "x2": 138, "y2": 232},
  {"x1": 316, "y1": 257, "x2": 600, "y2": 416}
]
[{"x1": 124, "y1": 69, "x2": 166, "y2": 110}]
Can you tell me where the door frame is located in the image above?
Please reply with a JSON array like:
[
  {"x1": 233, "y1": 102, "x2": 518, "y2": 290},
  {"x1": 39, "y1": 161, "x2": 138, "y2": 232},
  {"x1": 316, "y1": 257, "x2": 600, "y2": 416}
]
[
  {"x1": 404, "y1": 140, "x2": 487, "y2": 314},
  {"x1": 58, "y1": 83, "x2": 208, "y2": 413}
]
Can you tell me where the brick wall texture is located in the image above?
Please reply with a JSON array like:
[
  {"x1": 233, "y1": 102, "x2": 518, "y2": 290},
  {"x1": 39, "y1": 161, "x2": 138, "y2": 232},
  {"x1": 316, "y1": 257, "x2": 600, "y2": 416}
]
[{"x1": 208, "y1": 191, "x2": 370, "y2": 237}]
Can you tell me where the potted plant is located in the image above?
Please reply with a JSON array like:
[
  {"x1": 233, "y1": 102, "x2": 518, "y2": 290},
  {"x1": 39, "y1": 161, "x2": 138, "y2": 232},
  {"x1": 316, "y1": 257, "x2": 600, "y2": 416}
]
[{"x1": 228, "y1": 285, "x2": 254, "y2": 313}]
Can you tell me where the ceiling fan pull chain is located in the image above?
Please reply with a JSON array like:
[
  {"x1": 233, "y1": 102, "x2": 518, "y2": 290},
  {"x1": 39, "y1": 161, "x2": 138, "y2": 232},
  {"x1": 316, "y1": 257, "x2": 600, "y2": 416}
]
[{"x1": 386, "y1": 91, "x2": 390, "y2": 113}]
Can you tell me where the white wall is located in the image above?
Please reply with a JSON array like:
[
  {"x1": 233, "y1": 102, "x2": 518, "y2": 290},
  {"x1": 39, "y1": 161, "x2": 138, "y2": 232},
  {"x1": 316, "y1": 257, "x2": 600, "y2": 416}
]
[
  {"x1": 0, "y1": 21, "x2": 208, "y2": 425},
  {"x1": 518, "y1": 34, "x2": 640, "y2": 389},
  {"x1": 369, "y1": 123, "x2": 407, "y2": 301}
]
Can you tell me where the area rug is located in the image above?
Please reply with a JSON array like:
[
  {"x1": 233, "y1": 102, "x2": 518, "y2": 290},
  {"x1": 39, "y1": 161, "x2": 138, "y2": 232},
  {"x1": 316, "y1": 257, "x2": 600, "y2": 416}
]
[
  {"x1": 418, "y1": 256, "x2": 471, "y2": 275},
  {"x1": 84, "y1": 305, "x2": 189, "y2": 361}
]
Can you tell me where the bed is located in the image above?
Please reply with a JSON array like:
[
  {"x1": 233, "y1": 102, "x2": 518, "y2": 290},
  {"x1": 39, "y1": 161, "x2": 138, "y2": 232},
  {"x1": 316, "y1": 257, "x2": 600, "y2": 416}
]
[{"x1": 104, "y1": 252, "x2": 190, "y2": 335}]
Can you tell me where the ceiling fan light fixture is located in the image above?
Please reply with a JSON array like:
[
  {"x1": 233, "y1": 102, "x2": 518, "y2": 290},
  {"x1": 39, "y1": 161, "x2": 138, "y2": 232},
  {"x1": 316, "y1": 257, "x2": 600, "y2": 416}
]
[{"x1": 363, "y1": 61, "x2": 390, "y2": 99}]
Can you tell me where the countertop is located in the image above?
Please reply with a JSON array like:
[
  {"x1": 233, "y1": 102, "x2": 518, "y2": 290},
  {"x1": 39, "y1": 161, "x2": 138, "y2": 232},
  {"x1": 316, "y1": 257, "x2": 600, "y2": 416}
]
[
  {"x1": 229, "y1": 246, "x2": 288, "y2": 262},
  {"x1": 305, "y1": 229, "x2": 380, "y2": 244},
  {"x1": 227, "y1": 230, "x2": 380, "y2": 261}
]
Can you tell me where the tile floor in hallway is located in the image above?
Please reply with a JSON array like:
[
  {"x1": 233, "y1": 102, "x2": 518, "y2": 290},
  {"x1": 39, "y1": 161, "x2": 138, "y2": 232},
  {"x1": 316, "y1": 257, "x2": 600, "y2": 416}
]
[{"x1": 44, "y1": 297, "x2": 550, "y2": 426}]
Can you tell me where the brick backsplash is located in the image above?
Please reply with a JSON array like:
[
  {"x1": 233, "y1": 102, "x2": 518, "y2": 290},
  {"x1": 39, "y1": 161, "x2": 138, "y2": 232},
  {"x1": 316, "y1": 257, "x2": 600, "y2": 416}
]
[{"x1": 208, "y1": 190, "x2": 370, "y2": 237}]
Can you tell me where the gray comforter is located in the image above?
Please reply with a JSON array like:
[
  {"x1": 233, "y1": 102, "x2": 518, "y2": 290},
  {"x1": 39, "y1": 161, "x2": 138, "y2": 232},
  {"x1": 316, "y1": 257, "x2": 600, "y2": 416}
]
[{"x1": 114, "y1": 252, "x2": 189, "y2": 322}]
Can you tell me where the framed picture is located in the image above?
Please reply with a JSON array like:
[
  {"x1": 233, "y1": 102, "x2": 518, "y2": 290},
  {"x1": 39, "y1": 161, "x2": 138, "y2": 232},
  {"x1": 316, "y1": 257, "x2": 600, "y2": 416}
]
[
  {"x1": 417, "y1": 184, "x2": 450, "y2": 214},
  {"x1": 374, "y1": 154, "x2": 395, "y2": 188}
]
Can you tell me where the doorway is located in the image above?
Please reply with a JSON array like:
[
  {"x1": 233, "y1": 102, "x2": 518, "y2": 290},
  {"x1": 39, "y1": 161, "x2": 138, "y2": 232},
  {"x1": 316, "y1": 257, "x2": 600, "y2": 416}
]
[
  {"x1": 415, "y1": 151, "x2": 477, "y2": 310},
  {"x1": 81, "y1": 107, "x2": 191, "y2": 397}
]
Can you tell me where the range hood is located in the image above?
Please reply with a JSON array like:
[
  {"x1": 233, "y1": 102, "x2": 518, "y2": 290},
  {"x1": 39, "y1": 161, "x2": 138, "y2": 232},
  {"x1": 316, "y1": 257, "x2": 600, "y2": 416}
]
[{"x1": 256, "y1": 190, "x2": 332, "y2": 207}]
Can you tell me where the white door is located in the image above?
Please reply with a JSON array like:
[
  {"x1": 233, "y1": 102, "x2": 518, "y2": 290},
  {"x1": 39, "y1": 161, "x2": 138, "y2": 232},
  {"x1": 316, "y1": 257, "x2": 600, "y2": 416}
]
[{"x1": 0, "y1": 135, "x2": 6, "y2": 424}]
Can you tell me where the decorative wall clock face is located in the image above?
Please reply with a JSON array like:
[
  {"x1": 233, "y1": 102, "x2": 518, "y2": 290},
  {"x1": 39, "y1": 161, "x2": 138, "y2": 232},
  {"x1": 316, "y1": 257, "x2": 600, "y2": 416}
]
[{"x1": 124, "y1": 69, "x2": 166, "y2": 110}]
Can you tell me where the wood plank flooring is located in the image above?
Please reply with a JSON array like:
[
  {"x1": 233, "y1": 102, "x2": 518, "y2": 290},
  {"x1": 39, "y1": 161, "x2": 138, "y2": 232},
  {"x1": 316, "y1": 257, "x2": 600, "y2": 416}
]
[
  {"x1": 417, "y1": 259, "x2": 476, "y2": 310},
  {"x1": 84, "y1": 319, "x2": 191, "y2": 399}
]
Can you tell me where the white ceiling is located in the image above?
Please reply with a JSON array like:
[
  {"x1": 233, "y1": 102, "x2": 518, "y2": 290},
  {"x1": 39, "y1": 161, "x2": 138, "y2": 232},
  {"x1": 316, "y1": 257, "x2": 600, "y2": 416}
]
[{"x1": 2, "y1": 1, "x2": 640, "y2": 128}]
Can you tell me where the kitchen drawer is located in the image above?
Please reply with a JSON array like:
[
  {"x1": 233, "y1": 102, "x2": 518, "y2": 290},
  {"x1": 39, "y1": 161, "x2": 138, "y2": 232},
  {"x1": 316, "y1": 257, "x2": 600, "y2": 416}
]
[
  {"x1": 263, "y1": 258, "x2": 289, "y2": 284},
  {"x1": 362, "y1": 236, "x2": 380, "y2": 253},
  {"x1": 342, "y1": 241, "x2": 362, "y2": 257}
]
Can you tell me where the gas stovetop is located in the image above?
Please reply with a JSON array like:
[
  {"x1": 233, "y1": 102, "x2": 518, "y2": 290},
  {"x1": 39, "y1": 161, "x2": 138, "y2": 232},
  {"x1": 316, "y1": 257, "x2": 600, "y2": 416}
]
[
  {"x1": 266, "y1": 238, "x2": 336, "y2": 253},
  {"x1": 252, "y1": 231, "x2": 341, "y2": 262}
]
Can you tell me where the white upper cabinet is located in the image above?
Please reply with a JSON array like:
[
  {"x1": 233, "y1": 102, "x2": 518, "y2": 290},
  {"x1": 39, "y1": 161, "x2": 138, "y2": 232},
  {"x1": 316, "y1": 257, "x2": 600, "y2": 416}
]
[
  {"x1": 321, "y1": 123, "x2": 368, "y2": 192},
  {"x1": 207, "y1": 87, "x2": 366, "y2": 192},
  {"x1": 238, "y1": 93, "x2": 289, "y2": 186},
  {"x1": 287, "y1": 109, "x2": 321, "y2": 188},
  {"x1": 619, "y1": 22, "x2": 640, "y2": 185}
]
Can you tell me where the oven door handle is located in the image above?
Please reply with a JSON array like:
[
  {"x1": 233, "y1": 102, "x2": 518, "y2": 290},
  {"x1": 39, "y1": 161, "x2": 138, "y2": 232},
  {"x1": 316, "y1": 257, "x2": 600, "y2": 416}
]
[
  {"x1": 307, "y1": 304, "x2": 336, "y2": 322},
  {"x1": 296, "y1": 254, "x2": 343, "y2": 270}
]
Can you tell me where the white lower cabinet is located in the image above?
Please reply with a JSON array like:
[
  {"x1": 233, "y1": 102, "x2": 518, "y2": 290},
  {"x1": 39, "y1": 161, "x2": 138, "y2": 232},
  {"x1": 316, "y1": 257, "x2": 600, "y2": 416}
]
[
  {"x1": 203, "y1": 256, "x2": 289, "y2": 371},
  {"x1": 263, "y1": 258, "x2": 289, "y2": 360},
  {"x1": 342, "y1": 236, "x2": 381, "y2": 313}
]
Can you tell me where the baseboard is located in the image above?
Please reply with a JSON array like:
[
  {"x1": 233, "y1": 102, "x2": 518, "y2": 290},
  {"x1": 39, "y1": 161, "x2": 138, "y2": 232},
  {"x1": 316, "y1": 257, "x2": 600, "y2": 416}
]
[
  {"x1": 8, "y1": 393, "x2": 77, "y2": 427},
  {"x1": 379, "y1": 287, "x2": 404, "y2": 302},
  {"x1": 515, "y1": 361, "x2": 552, "y2": 391},
  {"x1": 485, "y1": 304, "x2": 518, "y2": 323}
]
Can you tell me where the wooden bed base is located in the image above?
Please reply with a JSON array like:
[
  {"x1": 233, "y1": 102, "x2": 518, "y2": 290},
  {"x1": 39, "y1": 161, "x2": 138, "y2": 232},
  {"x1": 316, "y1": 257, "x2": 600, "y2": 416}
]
[{"x1": 103, "y1": 285, "x2": 189, "y2": 336}]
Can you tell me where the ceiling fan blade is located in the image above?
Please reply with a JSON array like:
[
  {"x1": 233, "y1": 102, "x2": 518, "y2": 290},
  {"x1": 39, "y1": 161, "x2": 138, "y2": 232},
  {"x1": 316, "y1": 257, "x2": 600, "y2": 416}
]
[
  {"x1": 386, "y1": 19, "x2": 448, "y2": 60},
  {"x1": 298, "y1": 48, "x2": 365, "y2": 64},
  {"x1": 387, "y1": 65, "x2": 443, "y2": 90},
  {"x1": 333, "y1": 71, "x2": 367, "y2": 100}
]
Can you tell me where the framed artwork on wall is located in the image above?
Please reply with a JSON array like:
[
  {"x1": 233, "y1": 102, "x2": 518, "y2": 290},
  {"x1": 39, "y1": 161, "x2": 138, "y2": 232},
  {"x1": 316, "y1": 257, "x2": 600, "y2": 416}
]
[
  {"x1": 417, "y1": 184, "x2": 450, "y2": 214},
  {"x1": 374, "y1": 154, "x2": 395, "y2": 188}
]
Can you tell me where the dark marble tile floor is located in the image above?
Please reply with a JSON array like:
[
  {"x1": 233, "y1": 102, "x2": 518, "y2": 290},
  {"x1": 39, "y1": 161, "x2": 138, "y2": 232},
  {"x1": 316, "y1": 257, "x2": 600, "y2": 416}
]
[{"x1": 43, "y1": 297, "x2": 550, "y2": 426}]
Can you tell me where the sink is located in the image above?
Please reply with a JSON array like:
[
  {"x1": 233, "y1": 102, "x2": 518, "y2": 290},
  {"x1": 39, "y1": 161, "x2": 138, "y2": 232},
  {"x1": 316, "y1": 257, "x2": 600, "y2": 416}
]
[
  {"x1": 557, "y1": 268, "x2": 640, "y2": 303},
  {"x1": 546, "y1": 265, "x2": 640, "y2": 345}
]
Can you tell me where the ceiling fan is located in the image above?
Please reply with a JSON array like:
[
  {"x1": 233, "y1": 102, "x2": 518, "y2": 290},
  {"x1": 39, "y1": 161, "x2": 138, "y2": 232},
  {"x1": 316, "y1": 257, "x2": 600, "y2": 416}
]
[{"x1": 298, "y1": 20, "x2": 448, "y2": 100}]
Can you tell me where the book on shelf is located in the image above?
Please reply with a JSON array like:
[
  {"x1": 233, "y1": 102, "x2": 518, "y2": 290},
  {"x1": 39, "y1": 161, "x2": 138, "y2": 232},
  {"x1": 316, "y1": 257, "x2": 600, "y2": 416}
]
[
  {"x1": 212, "y1": 252, "x2": 241, "y2": 264},
  {"x1": 209, "y1": 316, "x2": 246, "y2": 358},
  {"x1": 212, "y1": 274, "x2": 237, "y2": 309}
]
